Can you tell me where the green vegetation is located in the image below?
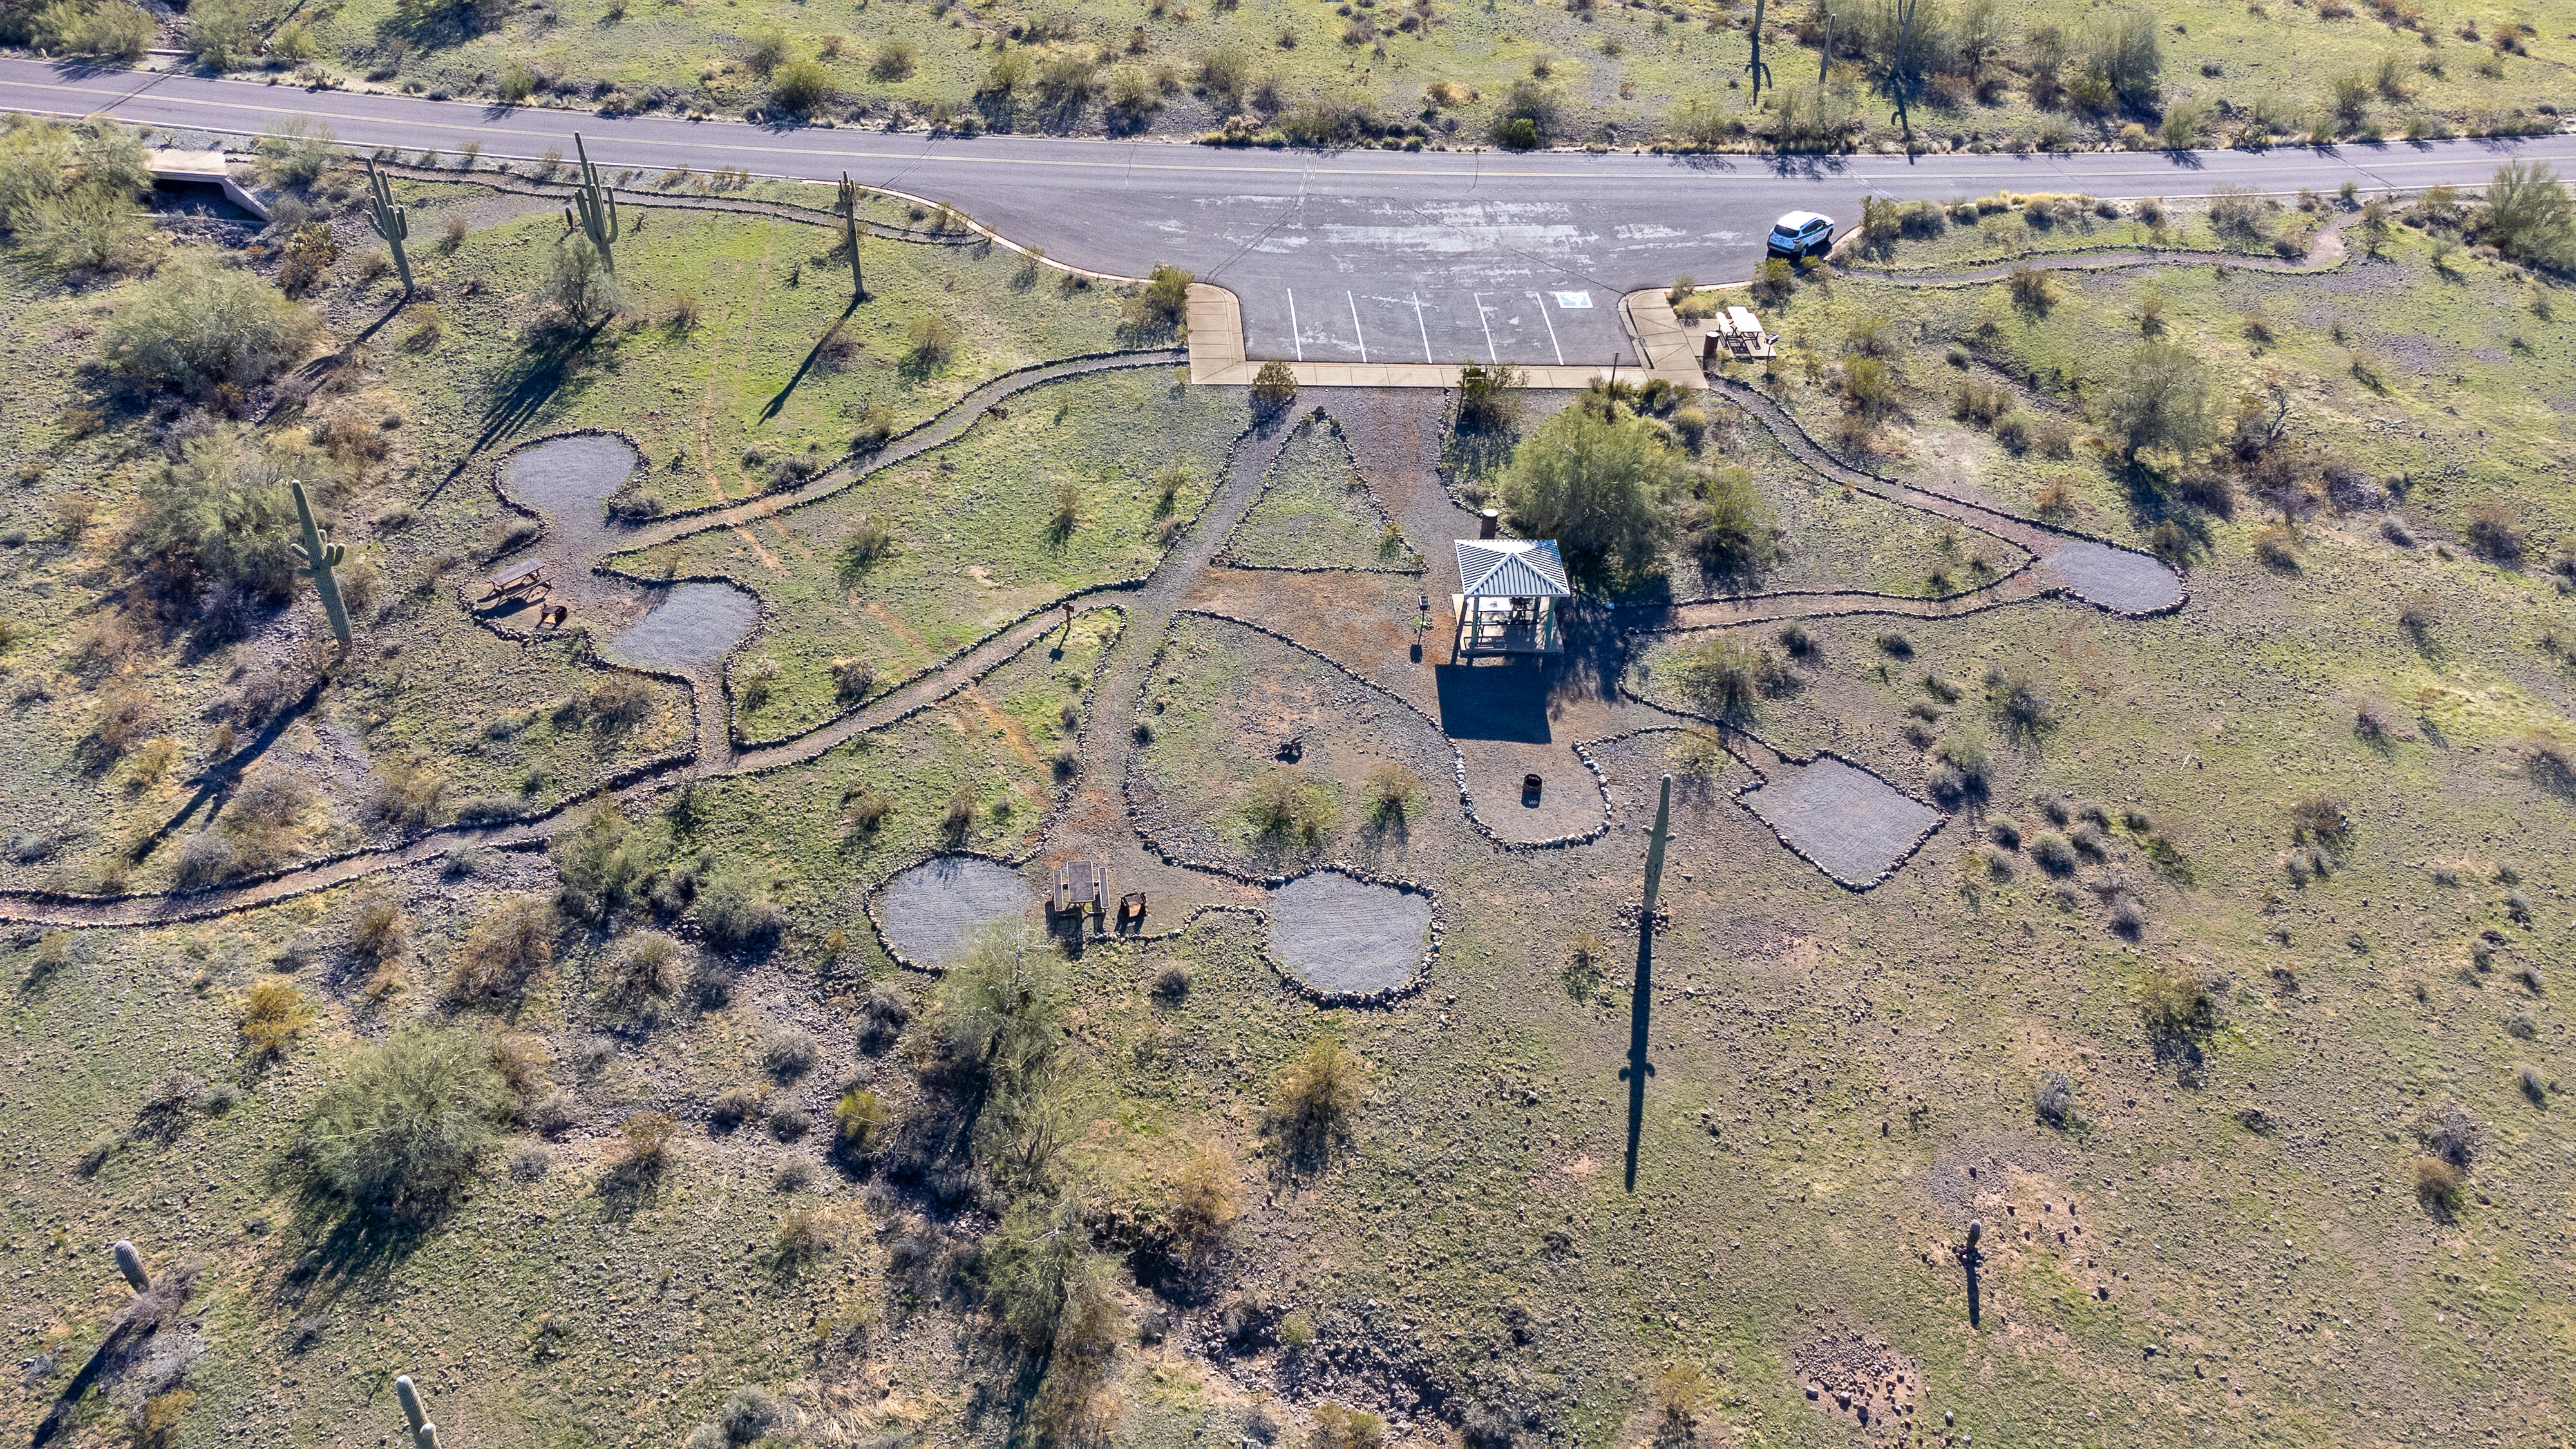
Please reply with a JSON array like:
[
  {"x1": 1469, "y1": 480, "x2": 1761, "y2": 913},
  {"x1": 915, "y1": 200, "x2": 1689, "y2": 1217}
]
[
  {"x1": 613, "y1": 368, "x2": 1234, "y2": 739},
  {"x1": 295, "y1": 1026, "x2": 506, "y2": 1218}
]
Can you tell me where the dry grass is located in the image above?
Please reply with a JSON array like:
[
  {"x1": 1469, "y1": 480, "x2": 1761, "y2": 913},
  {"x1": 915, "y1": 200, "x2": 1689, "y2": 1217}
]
[
  {"x1": 237, "y1": 977, "x2": 314, "y2": 1057},
  {"x1": 447, "y1": 895, "x2": 558, "y2": 1004}
]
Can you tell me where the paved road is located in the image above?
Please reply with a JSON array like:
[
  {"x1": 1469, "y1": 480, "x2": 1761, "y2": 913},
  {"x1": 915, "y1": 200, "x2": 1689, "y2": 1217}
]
[{"x1": 12, "y1": 55, "x2": 2575, "y2": 365}]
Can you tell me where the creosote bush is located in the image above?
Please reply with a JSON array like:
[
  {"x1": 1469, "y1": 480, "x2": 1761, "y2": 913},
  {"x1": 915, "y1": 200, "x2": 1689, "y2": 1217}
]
[
  {"x1": 448, "y1": 895, "x2": 557, "y2": 1003},
  {"x1": 1267, "y1": 1036, "x2": 1362, "y2": 1162},
  {"x1": 1245, "y1": 769, "x2": 1337, "y2": 844},
  {"x1": 238, "y1": 977, "x2": 315, "y2": 1056}
]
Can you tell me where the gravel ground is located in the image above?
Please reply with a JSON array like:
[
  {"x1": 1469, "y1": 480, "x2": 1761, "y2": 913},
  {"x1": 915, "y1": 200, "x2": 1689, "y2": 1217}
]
[
  {"x1": 1267, "y1": 871, "x2": 1432, "y2": 994},
  {"x1": 506, "y1": 433, "x2": 637, "y2": 511},
  {"x1": 1738, "y1": 757, "x2": 1941, "y2": 887},
  {"x1": 874, "y1": 855, "x2": 1036, "y2": 967},
  {"x1": 2038, "y1": 541, "x2": 2184, "y2": 614},
  {"x1": 607, "y1": 584, "x2": 761, "y2": 670}
]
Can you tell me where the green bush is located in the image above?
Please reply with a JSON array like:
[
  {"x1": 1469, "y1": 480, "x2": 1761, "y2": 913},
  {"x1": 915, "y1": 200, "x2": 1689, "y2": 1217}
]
[
  {"x1": 696, "y1": 866, "x2": 784, "y2": 952},
  {"x1": 126, "y1": 426, "x2": 319, "y2": 600},
  {"x1": 770, "y1": 59, "x2": 839, "y2": 114},
  {"x1": 99, "y1": 252, "x2": 321, "y2": 398},
  {"x1": 938, "y1": 926, "x2": 1068, "y2": 1090},
  {"x1": 24, "y1": 0, "x2": 153, "y2": 57},
  {"x1": 297, "y1": 1027, "x2": 504, "y2": 1217},
  {"x1": 1685, "y1": 466, "x2": 1779, "y2": 581},
  {"x1": 2479, "y1": 161, "x2": 2575, "y2": 269},
  {"x1": 1667, "y1": 634, "x2": 1788, "y2": 719},
  {"x1": 1499, "y1": 401, "x2": 1681, "y2": 584},
  {"x1": 1123, "y1": 261, "x2": 1193, "y2": 339},
  {"x1": 254, "y1": 118, "x2": 338, "y2": 189},
  {"x1": 2098, "y1": 340, "x2": 2210, "y2": 461},
  {"x1": 1245, "y1": 768, "x2": 1337, "y2": 844},
  {"x1": 1267, "y1": 1036, "x2": 1361, "y2": 1162},
  {"x1": 540, "y1": 238, "x2": 620, "y2": 332}
]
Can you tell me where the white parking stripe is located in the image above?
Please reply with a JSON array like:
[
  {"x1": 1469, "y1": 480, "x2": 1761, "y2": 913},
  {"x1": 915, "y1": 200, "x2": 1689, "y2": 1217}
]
[
  {"x1": 1530, "y1": 292, "x2": 1565, "y2": 366},
  {"x1": 1285, "y1": 287, "x2": 1303, "y2": 361},
  {"x1": 1472, "y1": 292, "x2": 1498, "y2": 363},
  {"x1": 1410, "y1": 292, "x2": 1434, "y2": 364},
  {"x1": 1347, "y1": 290, "x2": 1367, "y2": 364}
]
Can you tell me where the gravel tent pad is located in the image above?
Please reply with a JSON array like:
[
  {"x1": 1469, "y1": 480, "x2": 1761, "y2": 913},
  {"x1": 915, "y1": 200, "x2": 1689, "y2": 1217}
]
[
  {"x1": 874, "y1": 856, "x2": 1037, "y2": 968},
  {"x1": 1267, "y1": 871, "x2": 1432, "y2": 994},
  {"x1": 505, "y1": 433, "x2": 637, "y2": 511},
  {"x1": 1738, "y1": 757, "x2": 1942, "y2": 888},
  {"x1": 2039, "y1": 542, "x2": 2184, "y2": 614},
  {"x1": 608, "y1": 584, "x2": 760, "y2": 670}
]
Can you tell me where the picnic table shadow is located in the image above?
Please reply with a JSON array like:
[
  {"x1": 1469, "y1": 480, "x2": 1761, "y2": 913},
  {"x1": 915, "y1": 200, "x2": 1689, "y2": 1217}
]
[{"x1": 1432, "y1": 661, "x2": 1553, "y2": 744}]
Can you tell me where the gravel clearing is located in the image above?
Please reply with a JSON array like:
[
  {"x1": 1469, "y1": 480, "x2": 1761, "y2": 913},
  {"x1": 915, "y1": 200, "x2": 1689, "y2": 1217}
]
[
  {"x1": 1738, "y1": 757, "x2": 1940, "y2": 888},
  {"x1": 608, "y1": 584, "x2": 759, "y2": 670},
  {"x1": 874, "y1": 856, "x2": 1036, "y2": 967},
  {"x1": 2039, "y1": 542, "x2": 2183, "y2": 614},
  {"x1": 1267, "y1": 871, "x2": 1431, "y2": 994},
  {"x1": 505, "y1": 433, "x2": 636, "y2": 511}
]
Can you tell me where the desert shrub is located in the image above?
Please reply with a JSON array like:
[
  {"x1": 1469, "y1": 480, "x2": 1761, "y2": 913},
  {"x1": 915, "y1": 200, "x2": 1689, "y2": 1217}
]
[
  {"x1": 1267, "y1": 1036, "x2": 1362, "y2": 1161},
  {"x1": 1364, "y1": 762, "x2": 1420, "y2": 823},
  {"x1": 124, "y1": 426, "x2": 321, "y2": 602},
  {"x1": 760, "y1": 1025, "x2": 820, "y2": 1081},
  {"x1": 620, "y1": 1109, "x2": 679, "y2": 1168},
  {"x1": 1651, "y1": 1363, "x2": 1715, "y2": 1444},
  {"x1": 100, "y1": 253, "x2": 321, "y2": 399},
  {"x1": 1667, "y1": 634, "x2": 1789, "y2": 719},
  {"x1": 697, "y1": 866, "x2": 785, "y2": 953},
  {"x1": 984, "y1": 1192, "x2": 1117, "y2": 1353},
  {"x1": 2099, "y1": 341, "x2": 2210, "y2": 460},
  {"x1": 348, "y1": 892, "x2": 410, "y2": 965},
  {"x1": 239, "y1": 977, "x2": 316, "y2": 1056},
  {"x1": 1251, "y1": 359, "x2": 1298, "y2": 415},
  {"x1": 1311, "y1": 1404, "x2": 1386, "y2": 1449},
  {"x1": 2478, "y1": 160, "x2": 2575, "y2": 269},
  {"x1": 1686, "y1": 466, "x2": 1780, "y2": 580},
  {"x1": 253, "y1": 119, "x2": 337, "y2": 188},
  {"x1": 1499, "y1": 401, "x2": 1681, "y2": 583},
  {"x1": 762, "y1": 60, "x2": 835, "y2": 113},
  {"x1": 1927, "y1": 732, "x2": 1992, "y2": 806},
  {"x1": 539, "y1": 238, "x2": 620, "y2": 332},
  {"x1": 2007, "y1": 265, "x2": 2056, "y2": 311},
  {"x1": 1162, "y1": 1146, "x2": 1238, "y2": 1266},
  {"x1": 766, "y1": 1104, "x2": 813, "y2": 1141},
  {"x1": 448, "y1": 895, "x2": 557, "y2": 1003},
  {"x1": 832, "y1": 1086, "x2": 888, "y2": 1153},
  {"x1": 1455, "y1": 361, "x2": 1524, "y2": 434},
  {"x1": 2517, "y1": 1064, "x2": 2547, "y2": 1103},
  {"x1": 2029, "y1": 831, "x2": 2077, "y2": 875},
  {"x1": 2413, "y1": 1155, "x2": 2465, "y2": 1211},
  {"x1": 1123, "y1": 262, "x2": 1193, "y2": 338},
  {"x1": 2208, "y1": 184, "x2": 2266, "y2": 238},
  {"x1": 2416, "y1": 1100, "x2": 2481, "y2": 1168},
  {"x1": 2138, "y1": 963, "x2": 2219, "y2": 1040},
  {"x1": 2252, "y1": 523, "x2": 2300, "y2": 569},
  {"x1": 605, "y1": 931, "x2": 683, "y2": 1012},
  {"x1": 905, "y1": 314, "x2": 963, "y2": 369},
  {"x1": 938, "y1": 927, "x2": 1069, "y2": 1091},
  {"x1": 2465, "y1": 502, "x2": 2523, "y2": 564},
  {"x1": 1993, "y1": 670, "x2": 2054, "y2": 739},
  {"x1": 1245, "y1": 769, "x2": 1338, "y2": 844},
  {"x1": 711, "y1": 1084, "x2": 766, "y2": 1130},
  {"x1": 297, "y1": 1027, "x2": 503, "y2": 1217},
  {"x1": 2034, "y1": 1072, "x2": 2078, "y2": 1127},
  {"x1": 831, "y1": 656, "x2": 876, "y2": 703}
]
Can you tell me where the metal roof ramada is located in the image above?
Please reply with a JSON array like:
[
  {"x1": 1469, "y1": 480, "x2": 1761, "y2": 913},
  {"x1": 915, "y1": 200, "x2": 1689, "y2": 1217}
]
[{"x1": 1455, "y1": 539, "x2": 1571, "y2": 598}]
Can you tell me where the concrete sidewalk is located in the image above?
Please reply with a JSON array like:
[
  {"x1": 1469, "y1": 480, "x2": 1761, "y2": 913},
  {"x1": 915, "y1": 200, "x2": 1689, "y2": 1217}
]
[{"x1": 1185, "y1": 283, "x2": 1705, "y2": 391}]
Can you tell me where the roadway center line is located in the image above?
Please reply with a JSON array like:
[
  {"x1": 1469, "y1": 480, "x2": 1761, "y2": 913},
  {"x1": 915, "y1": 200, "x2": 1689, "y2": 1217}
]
[
  {"x1": 1530, "y1": 292, "x2": 1565, "y2": 366},
  {"x1": 1410, "y1": 292, "x2": 1433, "y2": 365},
  {"x1": 1285, "y1": 287, "x2": 1303, "y2": 362},
  {"x1": 1347, "y1": 290, "x2": 1368, "y2": 364},
  {"x1": 1472, "y1": 292, "x2": 1497, "y2": 363}
]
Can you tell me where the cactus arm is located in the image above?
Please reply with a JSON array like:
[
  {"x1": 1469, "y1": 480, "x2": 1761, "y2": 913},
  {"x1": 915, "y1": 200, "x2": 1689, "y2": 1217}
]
[
  {"x1": 570, "y1": 132, "x2": 620, "y2": 268},
  {"x1": 290, "y1": 478, "x2": 354, "y2": 649},
  {"x1": 1745, "y1": 0, "x2": 1770, "y2": 103},
  {"x1": 111, "y1": 1240, "x2": 149, "y2": 1295},
  {"x1": 393, "y1": 1375, "x2": 444, "y2": 1448}
]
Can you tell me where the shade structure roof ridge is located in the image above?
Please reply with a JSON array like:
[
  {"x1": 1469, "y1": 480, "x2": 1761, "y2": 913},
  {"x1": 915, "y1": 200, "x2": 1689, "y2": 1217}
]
[{"x1": 1454, "y1": 538, "x2": 1571, "y2": 597}]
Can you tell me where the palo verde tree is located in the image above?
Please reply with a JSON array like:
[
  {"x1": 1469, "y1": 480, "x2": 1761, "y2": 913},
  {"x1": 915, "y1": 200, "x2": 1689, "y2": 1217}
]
[
  {"x1": 363, "y1": 156, "x2": 413, "y2": 296},
  {"x1": 564, "y1": 131, "x2": 619, "y2": 269}
]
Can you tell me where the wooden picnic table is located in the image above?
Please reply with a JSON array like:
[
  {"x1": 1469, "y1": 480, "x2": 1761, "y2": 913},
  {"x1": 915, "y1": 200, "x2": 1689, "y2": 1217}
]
[
  {"x1": 1053, "y1": 860, "x2": 1109, "y2": 919},
  {"x1": 484, "y1": 558, "x2": 547, "y2": 600}
]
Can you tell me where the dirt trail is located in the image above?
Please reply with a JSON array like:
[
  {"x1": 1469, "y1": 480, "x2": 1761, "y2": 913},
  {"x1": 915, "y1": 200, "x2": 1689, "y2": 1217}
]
[{"x1": 0, "y1": 328, "x2": 2187, "y2": 926}]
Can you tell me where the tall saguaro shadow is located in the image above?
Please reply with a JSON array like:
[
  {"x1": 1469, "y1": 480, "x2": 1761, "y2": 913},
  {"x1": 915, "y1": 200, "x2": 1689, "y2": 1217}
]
[{"x1": 1622, "y1": 920, "x2": 1653, "y2": 1192}]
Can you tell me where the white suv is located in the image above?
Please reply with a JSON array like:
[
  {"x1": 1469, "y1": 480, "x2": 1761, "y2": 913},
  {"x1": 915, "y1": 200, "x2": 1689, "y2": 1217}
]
[{"x1": 1766, "y1": 211, "x2": 1835, "y2": 260}]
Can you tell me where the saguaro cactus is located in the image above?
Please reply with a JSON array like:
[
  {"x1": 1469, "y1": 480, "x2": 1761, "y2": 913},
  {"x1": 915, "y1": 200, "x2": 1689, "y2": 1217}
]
[
  {"x1": 395, "y1": 1375, "x2": 445, "y2": 1449},
  {"x1": 365, "y1": 156, "x2": 413, "y2": 296},
  {"x1": 564, "y1": 132, "x2": 619, "y2": 269},
  {"x1": 1640, "y1": 773, "x2": 1673, "y2": 914},
  {"x1": 111, "y1": 1240, "x2": 149, "y2": 1295},
  {"x1": 835, "y1": 171, "x2": 866, "y2": 302},
  {"x1": 289, "y1": 478, "x2": 353, "y2": 649}
]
